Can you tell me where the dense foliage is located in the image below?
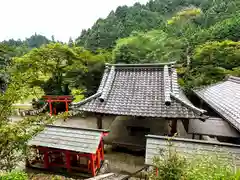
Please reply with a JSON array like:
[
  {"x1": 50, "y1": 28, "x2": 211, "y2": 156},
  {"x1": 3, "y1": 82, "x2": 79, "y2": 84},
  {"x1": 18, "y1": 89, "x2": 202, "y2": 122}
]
[{"x1": 74, "y1": 0, "x2": 240, "y2": 89}]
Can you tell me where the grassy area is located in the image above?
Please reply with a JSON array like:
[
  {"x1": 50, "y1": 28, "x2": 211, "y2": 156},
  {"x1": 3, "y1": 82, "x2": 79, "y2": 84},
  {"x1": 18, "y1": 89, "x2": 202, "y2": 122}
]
[{"x1": 13, "y1": 104, "x2": 32, "y2": 110}]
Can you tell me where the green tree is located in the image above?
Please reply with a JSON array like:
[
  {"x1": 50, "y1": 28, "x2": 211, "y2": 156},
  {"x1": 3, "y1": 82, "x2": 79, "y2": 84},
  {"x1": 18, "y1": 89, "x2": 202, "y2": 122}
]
[
  {"x1": 113, "y1": 30, "x2": 183, "y2": 64},
  {"x1": 192, "y1": 14, "x2": 240, "y2": 46},
  {"x1": 68, "y1": 37, "x2": 74, "y2": 47},
  {"x1": 0, "y1": 62, "x2": 55, "y2": 171},
  {"x1": 66, "y1": 48, "x2": 111, "y2": 96},
  {"x1": 182, "y1": 40, "x2": 240, "y2": 90},
  {"x1": 25, "y1": 33, "x2": 50, "y2": 48},
  {"x1": 75, "y1": 3, "x2": 164, "y2": 50},
  {"x1": 192, "y1": 40, "x2": 240, "y2": 69},
  {"x1": 13, "y1": 43, "x2": 86, "y2": 95}
]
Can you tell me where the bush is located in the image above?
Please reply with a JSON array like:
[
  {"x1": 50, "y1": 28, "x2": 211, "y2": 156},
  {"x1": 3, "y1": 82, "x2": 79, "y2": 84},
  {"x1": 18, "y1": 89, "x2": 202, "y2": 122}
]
[
  {"x1": 0, "y1": 171, "x2": 28, "y2": 180},
  {"x1": 149, "y1": 141, "x2": 187, "y2": 180}
]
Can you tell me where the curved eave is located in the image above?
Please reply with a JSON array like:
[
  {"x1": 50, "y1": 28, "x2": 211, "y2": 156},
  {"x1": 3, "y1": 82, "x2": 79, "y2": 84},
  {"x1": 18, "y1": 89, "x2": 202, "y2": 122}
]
[
  {"x1": 71, "y1": 92, "x2": 102, "y2": 108},
  {"x1": 170, "y1": 93, "x2": 207, "y2": 118}
]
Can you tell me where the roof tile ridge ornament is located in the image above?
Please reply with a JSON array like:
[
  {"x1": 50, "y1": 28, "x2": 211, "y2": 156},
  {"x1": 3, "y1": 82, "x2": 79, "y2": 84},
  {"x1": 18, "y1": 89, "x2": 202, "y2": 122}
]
[
  {"x1": 163, "y1": 65, "x2": 171, "y2": 106},
  {"x1": 71, "y1": 92, "x2": 102, "y2": 107},
  {"x1": 171, "y1": 67, "x2": 179, "y2": 95},
  {"x1": 99, "y1": 65, "x2": 116, "y2": 102},
  {"x1": 170, "y1": 92, "x2": 206, "y2": 115},
  {"x1": 97, "y1": 64, "x2": 111, "y2": 93}
]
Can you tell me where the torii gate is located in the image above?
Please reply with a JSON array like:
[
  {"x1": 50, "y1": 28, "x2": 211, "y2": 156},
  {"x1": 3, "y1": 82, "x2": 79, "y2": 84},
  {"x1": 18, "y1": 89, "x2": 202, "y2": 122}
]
[{"x1": 42, "y1": 95, "x2": 73, "y2": 115}]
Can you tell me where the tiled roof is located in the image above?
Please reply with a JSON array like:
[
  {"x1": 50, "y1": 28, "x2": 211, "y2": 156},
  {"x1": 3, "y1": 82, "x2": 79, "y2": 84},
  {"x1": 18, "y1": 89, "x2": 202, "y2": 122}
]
[
  {"x1": 72, "y1": 63, "x2": 206, "y2": 118},
  {"x1": 145, "y1": 135, "x2": 240, "y2": 166},
  {"x1": 28, "y1": 125, "x2": 108, "y2": 153},
  {"x1": 188, "y1": 117, "x2": 240, "y2": 137},
  {"x1": 195, "y1": 76, "x2": 240, "y2": 131}
]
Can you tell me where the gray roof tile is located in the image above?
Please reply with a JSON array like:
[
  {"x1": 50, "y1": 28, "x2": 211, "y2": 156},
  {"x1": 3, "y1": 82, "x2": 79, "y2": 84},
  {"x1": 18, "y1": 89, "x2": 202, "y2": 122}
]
[
  {"x1": 145, "y1": 135, "x2": 240, "y2": 166},
  {"x1": 195, "y1": 76, "x2": 240, "y2": 131},
  {"x1": 28, "y1": 125, "x2": 107, "y2": 153},
  {"x1": 72, "y1": 63, "x2": 205, "y2": 118},
  {"x1": 188, "y1": 117, "x2": 240, "y2": 137}
]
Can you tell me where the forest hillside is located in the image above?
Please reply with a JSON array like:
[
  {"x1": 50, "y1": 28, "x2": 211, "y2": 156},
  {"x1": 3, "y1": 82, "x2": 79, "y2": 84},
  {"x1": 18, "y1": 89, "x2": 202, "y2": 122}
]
[{"x1": 1, "y1": 0, "x2": 240, "y2": 97}]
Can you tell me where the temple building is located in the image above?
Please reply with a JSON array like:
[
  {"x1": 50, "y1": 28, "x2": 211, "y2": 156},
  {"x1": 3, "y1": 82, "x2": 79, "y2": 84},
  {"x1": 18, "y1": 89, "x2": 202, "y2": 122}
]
[{"x1": 71, "y1": 62, "x2": 206, "y2": 148}]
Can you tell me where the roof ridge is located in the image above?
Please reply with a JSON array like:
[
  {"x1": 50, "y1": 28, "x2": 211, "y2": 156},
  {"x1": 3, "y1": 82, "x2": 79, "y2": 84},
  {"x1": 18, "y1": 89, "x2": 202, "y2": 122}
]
[
  {"x1": 227, "y1": 76, "x2": 240, "y2": 84},
  {"x1": 106, "y1": 62, "x2": 176, "y2": 68},
  {"x1": 170, "y1": 92, "x2": 206, "y2": 115},
  {"x1": 45, "y1": 124, "x2": 110, "y2": 132}
]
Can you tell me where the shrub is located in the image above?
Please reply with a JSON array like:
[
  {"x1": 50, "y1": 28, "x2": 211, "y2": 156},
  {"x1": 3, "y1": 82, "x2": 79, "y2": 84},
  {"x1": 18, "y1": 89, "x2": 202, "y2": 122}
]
[{"x1": 0, "y1": 171, "x2": 28, "y2": 180}]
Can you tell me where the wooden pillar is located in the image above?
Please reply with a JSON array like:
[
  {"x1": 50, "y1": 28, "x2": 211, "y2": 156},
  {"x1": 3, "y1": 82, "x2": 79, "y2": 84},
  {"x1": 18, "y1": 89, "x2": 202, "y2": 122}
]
[
  {"x1": 44, "y1": 151, "x2": 49, "y2": 168},
  {"x1": 192, "y1": 134, "x2": 195, "y2": 139},
  {"x1": 65, "y1": 151, "x2": 71, "y2": 172},
  {"x1": 90, "y1": 154, "x2": 96, "y2": 176},
  {"x1": 96, "y1": 114, "x2": 103, "y2": 129},
  {"x1": 171, "y1": 120, "x2": 177, "y2": 136},
  {"x1": 48, "y1": 100, "x2": 52, "y2": 116},
  {"x1": 65, "y1": 98, "x2": 69, "y2": 112}
]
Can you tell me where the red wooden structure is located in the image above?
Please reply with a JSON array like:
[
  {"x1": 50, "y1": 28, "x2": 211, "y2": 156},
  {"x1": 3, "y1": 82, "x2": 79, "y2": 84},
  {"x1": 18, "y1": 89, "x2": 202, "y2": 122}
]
[
  {"x1": 26, "y1": 125, "x2": 109, "y2": 176},
  {"x1": 42, "y1": 95, "x2": 73, "y2": 115}
]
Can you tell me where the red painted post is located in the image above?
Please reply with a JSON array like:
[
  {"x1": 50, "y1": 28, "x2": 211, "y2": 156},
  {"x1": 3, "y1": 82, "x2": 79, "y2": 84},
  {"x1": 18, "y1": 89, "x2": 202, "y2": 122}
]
[
  {"x1": 97, "y1": 150, "x2": 100, "y2": 168},
  {"x1": 48, "y1": 100, "x2": 52, "y2": 116},
  {"x1": 101, "y1": 140, "x2": 104, "y2": 160},
  {"x1": 156, "y1": 168, "x2": 158, "y2": 176},
  {"x1": 44, "y1": 151, "x2": 49, "y2": 168},
  {"x1": 90, "y1": 154, "x2": 96, "y2": 176},
  {"x1": 65, "y1": 151, "x2": 71, "y2": 172}
]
